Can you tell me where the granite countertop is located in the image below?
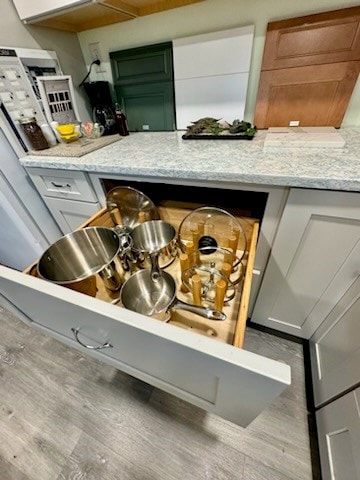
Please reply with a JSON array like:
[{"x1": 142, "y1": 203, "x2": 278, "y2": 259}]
[{"x1": 20, "y1": 128, "x2": 360, "y2": 192}]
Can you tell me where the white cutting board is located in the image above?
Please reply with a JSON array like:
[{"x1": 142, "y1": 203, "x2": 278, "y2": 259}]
[{"x1": 264, "y1": 127, "x2": 345, "y2": 148}]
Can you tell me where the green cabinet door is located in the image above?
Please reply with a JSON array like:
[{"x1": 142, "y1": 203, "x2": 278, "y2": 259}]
[
  {"x1": 115, "y1": 82, "x2": 175, "y2": 131},
  {"x1": 111, "y1": 42, "x2": 176, "y2": 131}
]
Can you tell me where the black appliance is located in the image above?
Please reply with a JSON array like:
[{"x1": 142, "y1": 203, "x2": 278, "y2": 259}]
[{"x1": 83, "y1": 81, "x2": 118, "y2": 136}]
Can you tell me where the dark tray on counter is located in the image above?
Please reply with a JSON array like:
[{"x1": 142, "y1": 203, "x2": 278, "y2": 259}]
[{"x1": 182, "y1": 133, "x2": 255, "y2": 140}]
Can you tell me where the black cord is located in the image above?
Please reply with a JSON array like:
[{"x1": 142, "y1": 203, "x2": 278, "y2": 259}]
[{"x1": 79, "y1": 60, "x2": 101, "y2": 88}]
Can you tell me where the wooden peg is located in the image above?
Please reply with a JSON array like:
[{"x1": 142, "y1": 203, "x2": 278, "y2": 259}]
[
  {"x1": 192, "y1": 274, "x2": 202, "y2": 306},
  {"x1": 185, "y1": 240, "x2": 194, "y2": 256},
  {"x1": 112, "y1": 207, "x2": 122, "y2": 225},
  {"x1": 185, "y1": 241, "x2": 195, "y2": 266},
  {"x1": 214, "y1": 279, "x2": 227, "y2": 311},
  {"x1": 198, "y1": 220, "x2": 205, "y2": 236},
  {"x1": 232, "y1": 225, "x2": 241, "y2": 247},
  {"x1": 220, "y1": 235, "x2": 229, "y2": 248},
  {"x1": 228, "y1": 234, "x2": 238, "y2": 253},
  {"x1": 191, "y1": 228, "x2": 200, "y2": 249},
  {"x1": 179, "y1": 253, "x2": 190, "y2": 293},
  {"x1": 221, "y1": 262, "x2": 232, "y2": 280},
  {"x1": 223, "y1": 249, "x2": 233, "y2": 266},
  {"x1": 138, "y1": 211, "x2": 147, "y2": 223}
]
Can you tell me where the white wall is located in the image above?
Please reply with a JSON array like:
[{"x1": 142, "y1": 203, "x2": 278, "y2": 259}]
[
  {"x1": 77, "y1": 0, "x2": 360, "y2": 126},
  {"x1": 2, "y1": 0, "x2": 91, "y2": 121}
]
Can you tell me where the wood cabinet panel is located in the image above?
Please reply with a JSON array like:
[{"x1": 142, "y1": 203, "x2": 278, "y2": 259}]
[
  {"x1": 255, "y1": 61, "x2": 360, "y2": 128},
  {"x1": 12, "y1": 0, "x2": 204, "y2": 32},
  {"x1": 254, "y1": 6, "x2": 360, "y2": 128},
  {"x1": 262, "y1": 6, "x2": 360, "y2": 70}
]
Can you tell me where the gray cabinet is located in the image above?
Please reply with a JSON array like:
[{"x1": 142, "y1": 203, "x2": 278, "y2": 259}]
[
  {"x1": 0, "y1": 201, "x2": 291, "y2": 428},
  {"x1": 42, "y1": 197, "x2": 100, "y2": 233},
  {"x1": 310, "y1": 271, "x2": 360, "y2": 407},
  {"x1": 316, "y1": 388, "x2": 360, "y2": 480},
  {"x1": 252, "y1": 188, "x2": 360, "y2": 338},
  {"x1": 26, "y1": 167, "x2": 100, "y2": 234}
]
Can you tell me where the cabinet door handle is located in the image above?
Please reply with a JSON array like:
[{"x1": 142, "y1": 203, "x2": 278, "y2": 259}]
[
  {"x1": 51, "y1": 181, "x2": 71, "y2": 188},
  {"x1": 71, "y1": 327, "x2": 113, "y2": 350}
]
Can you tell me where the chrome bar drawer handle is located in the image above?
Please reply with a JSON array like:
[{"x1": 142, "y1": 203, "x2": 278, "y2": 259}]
[
  {"x1": 51, "y1": 181, "x2": 71, "y2": 188},
  {"x1": 71, "y1": 327, "x2": 113, "y2": 350}
]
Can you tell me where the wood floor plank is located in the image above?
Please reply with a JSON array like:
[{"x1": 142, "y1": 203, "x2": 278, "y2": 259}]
[
  {"x1": 0, "y1": 304, "x2": 313, "y2": 480},
  {"x1": 0, "y1": 457, "x2": 31, "y2": 480},
  {"x1": 57, "y1": 432, "x2": 155, "y2": 480},
  {"x1": 243, "y1": 455, "x2": 298, "y2": 480}
]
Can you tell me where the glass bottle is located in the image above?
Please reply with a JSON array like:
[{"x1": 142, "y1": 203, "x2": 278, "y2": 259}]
[
  {"x1": 20, "y1": 117, "x2": 49, "y2": 151},
  {"x1": 114, "y1": 103, "x2": 129, "y2": 136}
]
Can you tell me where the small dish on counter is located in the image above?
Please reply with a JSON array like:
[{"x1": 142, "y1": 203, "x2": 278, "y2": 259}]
[{"x1": 60, "y1": 132, "x2": 81, "y2": 143}]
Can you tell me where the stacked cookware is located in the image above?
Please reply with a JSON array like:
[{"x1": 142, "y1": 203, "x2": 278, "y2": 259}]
[{"x1": 37, "y1": 186, "x2": 247, "y2": 324}]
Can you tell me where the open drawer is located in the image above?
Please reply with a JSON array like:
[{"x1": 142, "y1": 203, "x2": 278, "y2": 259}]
[{"x1": 0, "y1": 205, "x2": 290, "y2": 427}]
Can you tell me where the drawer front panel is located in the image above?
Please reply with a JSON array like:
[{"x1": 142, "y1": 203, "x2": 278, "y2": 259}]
[
  {"x1": 27, "y1": 167, "x2": 97, "y2": 202},
  {"x1": 0, "y1": 266, "x2": 290, "y2": 428}
]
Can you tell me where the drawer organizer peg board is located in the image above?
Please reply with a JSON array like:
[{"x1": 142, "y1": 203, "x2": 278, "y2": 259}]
[{"x1": 0, "y1": 203, "x2": 290, "y2": 427}]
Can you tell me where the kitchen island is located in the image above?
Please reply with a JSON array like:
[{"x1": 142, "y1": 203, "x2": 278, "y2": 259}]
[
  {"x1": 7, "y1": 127, "x2": 360, "y2": 479},
  {"x1": 20, "y1": 128, "x2": 360, "y2": 192}
]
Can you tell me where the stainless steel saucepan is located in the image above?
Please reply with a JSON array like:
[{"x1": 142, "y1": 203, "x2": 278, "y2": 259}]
[
  {"x1": 131, "y1": 220, "x2": 177, "y2": 280},
  {"x1": 37, "y1": 227, "x2": 122, "y2": 291},
  {"x1": 120, "y1": 269, "x2": 226, "y2": 321}
]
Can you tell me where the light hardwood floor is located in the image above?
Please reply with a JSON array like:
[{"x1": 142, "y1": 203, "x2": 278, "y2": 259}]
[{"x1": 0, "y1": 303, "x2": 318, "y2": 480}]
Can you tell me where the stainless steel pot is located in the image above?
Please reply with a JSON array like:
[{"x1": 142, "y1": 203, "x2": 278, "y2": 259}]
[
  {"x1": 120, "y1": 269, "x2": 226, "y2": 321},
  {"x1": 37, "y1": 227, "x2": 122, "y2": 291},
  {"x1": 131, "y1": 220, "x2": 177, "y2": 280}
]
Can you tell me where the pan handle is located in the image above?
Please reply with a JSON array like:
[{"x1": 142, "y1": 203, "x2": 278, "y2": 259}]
[
  {"x1": 150, "y1": 252, "x2": 161, "y2": 281},
  {"x1": 171, "y1": 299, "x2": 226, "y2": 321}
]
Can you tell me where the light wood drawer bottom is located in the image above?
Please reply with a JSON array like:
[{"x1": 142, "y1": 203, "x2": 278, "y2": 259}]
[{"x1": 26, "y1": 205, "x2": 259, "y2": 349}]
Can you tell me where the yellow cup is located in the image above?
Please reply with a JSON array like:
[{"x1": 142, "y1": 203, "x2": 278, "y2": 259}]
[{"x1": 56, "y1": 124, "x2": 76, "y2": 136}]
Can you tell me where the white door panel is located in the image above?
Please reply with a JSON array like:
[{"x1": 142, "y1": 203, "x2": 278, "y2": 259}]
[
  {"x1": 175, "y1": 73, "x2": 249, "y2": 130},
  {"x1": 0, "y1": 265, "x2": 290, "y2": 427}
]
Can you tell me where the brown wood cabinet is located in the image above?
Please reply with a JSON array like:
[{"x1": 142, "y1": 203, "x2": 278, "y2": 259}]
[
  {"x1": 12, "y1": 0, "x2": 204, "y2": 32},
  {"x1": 254, "y1": 6, "x2": 360, "y2": 128}
]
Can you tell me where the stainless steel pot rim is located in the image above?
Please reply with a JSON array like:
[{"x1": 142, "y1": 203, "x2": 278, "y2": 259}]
[
  {"x1": 37, "y1": 226, "x2": 121, "y2": 284},
  {"x1": 106, "y1": 186, "x2": 160, "y2": 228},
  {"x1": 131, "y1": 220, "x2": 177, "y2": 253}
]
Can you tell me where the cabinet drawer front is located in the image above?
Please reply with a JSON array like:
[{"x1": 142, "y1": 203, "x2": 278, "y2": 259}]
[
  {"x1": 27, "y1": 168, "x2": 97, "y2": 202},
  {"x1": 0, "y1": 266, "x2": 290, "y2": 427}
]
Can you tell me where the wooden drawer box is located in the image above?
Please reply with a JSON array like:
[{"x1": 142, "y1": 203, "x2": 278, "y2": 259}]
[{"x1": 0, "y1": 203, "x2": 290, "y2": 427}]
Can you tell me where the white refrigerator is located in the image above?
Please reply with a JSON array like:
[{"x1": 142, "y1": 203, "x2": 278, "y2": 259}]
[{"x1": 0, "y1": 122, "x2": 61, "y2": 270}]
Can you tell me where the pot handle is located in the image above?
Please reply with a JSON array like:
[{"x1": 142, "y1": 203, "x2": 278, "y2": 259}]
[
  {"x1": 150, "y1": 252, "x2": 161, "y2": 281},
  {"x1": 171, "y1": 299, "x2": 226, "y2": 321}
]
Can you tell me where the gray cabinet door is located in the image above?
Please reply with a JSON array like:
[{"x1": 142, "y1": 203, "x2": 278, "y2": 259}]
[
  {"x1": 43, "y1": 197, "x2": 100, "y2": 234},
  {"x1": 310, "y1": 269, "x2": 360, "y2": 407},
  {"x1": 316, "y1": 388, "x2": 360, "y2": 480},
  {"x1": 252, "y1": 189, "x2": 360, "y2": 338},
  {"x1": 0, "y1": 265, "x2": 290, "y2": 428}
]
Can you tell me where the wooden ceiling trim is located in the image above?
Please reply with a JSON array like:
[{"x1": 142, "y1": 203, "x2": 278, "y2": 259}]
[{"x1": 137, "y1": 0, "x2": 204, "y2": 17}]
